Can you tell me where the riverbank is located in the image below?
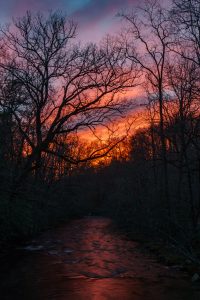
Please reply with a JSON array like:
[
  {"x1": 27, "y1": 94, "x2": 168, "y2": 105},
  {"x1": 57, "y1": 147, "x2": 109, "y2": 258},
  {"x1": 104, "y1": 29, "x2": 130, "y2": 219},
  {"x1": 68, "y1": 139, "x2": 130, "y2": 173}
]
[{"x1": 112, "y1": 220, "x2": 200, "y2": 284}]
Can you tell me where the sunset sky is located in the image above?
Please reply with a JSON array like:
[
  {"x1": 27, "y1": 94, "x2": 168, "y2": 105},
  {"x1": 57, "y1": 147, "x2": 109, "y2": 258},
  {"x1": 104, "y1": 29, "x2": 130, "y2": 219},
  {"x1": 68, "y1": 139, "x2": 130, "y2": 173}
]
[
  {"x1": 0, "y1": 0, "x2": 164, "y2": 142},
  {"x1": 0, "y1": 0, "x2": 140, "y2": 42},
  {"x1": 0, "y1": 1, "x2": 145, "y2": 135}
]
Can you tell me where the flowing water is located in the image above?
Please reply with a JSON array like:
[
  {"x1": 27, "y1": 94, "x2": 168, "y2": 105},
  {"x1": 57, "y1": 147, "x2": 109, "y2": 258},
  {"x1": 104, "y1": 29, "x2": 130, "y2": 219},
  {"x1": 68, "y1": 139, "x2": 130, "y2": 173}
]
[{"x1": 0, "y1": 217, "x2": 199, "y2": 299}]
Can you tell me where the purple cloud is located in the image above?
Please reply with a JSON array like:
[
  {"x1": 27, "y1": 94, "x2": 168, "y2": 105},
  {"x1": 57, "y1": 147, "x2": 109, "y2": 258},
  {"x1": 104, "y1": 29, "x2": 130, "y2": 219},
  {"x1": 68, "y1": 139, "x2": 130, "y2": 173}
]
[
  {"x1": 73, "y1": 0, "x2": 138, "y2": 25},
  {"x1": 0, "y1": 0, "x2": 140, "y2": 42}
]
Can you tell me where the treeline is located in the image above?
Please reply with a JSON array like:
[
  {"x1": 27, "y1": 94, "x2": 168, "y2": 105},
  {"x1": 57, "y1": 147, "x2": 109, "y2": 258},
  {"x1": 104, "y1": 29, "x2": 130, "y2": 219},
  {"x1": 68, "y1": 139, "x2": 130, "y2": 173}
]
[
  {"x1": 1, "y1": 0, "x2": 200, "y2": 258},
  {"x1": 0, "y1": 8, "x2": 137, "y2": 242},
  {"x1": 66, "y1": 0, "x2": 200, "y2": 261},
  {"x1": 98, "y1": 0, "x2": 200, "y2": 261}
]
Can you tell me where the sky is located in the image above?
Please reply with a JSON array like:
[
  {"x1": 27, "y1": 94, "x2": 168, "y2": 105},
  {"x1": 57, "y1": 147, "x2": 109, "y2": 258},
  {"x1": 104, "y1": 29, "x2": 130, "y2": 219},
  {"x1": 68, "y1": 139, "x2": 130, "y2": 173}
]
[
  {"x1": 0, "y1": 0, "x2": 145, "y2": 141},
  {"x1": 0, "y1": 0, "x2": 169, "y2": 141},
  {"x1": 0, "y1": 0, "x2": 140, "y2": 43}
]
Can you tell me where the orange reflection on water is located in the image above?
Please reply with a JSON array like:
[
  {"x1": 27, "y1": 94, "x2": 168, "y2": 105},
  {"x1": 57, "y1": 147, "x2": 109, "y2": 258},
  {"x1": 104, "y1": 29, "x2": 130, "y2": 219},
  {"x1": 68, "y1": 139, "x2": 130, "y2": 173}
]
[{"x1": 1, "y1": 217, "x2": 199, "y2": 300}]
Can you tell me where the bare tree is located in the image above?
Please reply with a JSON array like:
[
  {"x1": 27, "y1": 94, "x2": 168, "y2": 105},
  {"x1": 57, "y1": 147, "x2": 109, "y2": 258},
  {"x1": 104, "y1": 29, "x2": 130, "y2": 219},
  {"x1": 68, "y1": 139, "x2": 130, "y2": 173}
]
[
  {"x1": 119, "y1": 0, "x2": 172, "y2": 216},
  {"x1": 166, "y1": 56, "x2": 200, "y2": 228},
  {"x1": 171, "y1": 0, "x2": 200, "y2": 66},
  {"x1": 0, "y1": 11, "x2": 140, "y2": 185}
]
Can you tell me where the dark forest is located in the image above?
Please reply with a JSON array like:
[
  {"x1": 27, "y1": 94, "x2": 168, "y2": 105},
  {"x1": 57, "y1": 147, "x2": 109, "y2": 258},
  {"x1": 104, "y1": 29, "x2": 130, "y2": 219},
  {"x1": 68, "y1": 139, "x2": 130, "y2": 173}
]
[{"x1": 1, "y1": 1, "x2": 200, "y2": 299}]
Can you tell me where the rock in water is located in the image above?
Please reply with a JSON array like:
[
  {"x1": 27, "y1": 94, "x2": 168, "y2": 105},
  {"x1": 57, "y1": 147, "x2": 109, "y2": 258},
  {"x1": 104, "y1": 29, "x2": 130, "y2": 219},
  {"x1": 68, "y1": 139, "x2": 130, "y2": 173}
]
[
  {"x1": 191, "y1": 273, "x2": 200, "y2": 282},
  {"x1": 24, "y1": 245, "x2": 44, "y2": 251}
]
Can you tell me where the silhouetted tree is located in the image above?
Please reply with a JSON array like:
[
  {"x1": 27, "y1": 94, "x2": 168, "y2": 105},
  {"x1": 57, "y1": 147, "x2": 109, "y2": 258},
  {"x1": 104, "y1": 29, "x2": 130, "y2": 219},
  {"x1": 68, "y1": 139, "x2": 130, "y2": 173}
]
[
  {"x1": 119, "y1": 0, "x2": 172, "y2": 215},
  {"x1": 0, "y1": 11, "x2": 139, "y2": 187}
]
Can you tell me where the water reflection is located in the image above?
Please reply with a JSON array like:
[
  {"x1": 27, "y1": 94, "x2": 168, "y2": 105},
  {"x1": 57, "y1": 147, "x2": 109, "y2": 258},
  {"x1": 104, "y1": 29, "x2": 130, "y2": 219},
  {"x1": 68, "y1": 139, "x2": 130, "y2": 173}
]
[{"x1": 0, "y1": 217, "x2": 199, "y2": 300}]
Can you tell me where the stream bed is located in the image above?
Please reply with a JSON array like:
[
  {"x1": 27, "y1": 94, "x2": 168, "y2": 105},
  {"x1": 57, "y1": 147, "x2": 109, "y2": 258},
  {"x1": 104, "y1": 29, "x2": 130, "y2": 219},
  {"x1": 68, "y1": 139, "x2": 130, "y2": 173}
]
[{"x1": 0, "y1": 217, "x2": 200, "y2": 299}]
